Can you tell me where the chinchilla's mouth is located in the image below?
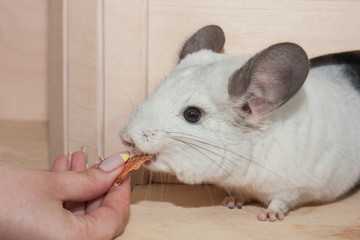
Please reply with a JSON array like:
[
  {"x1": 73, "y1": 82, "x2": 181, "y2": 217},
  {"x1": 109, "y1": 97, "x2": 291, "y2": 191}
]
[
  {"x1": 124, "y1": 144, "x2": 157, "y2": 166},
  {"x1": 128, "y1": 149, "x2": 156, "y2": 166},
  {"x1": 144, "y1": 154, "x2": 157, "y2": 166}
]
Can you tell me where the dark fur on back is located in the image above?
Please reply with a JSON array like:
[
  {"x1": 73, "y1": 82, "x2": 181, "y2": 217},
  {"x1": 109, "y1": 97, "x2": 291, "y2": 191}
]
[{"x1": 310, "y1": 51, "x2": 360, "y2": 91}]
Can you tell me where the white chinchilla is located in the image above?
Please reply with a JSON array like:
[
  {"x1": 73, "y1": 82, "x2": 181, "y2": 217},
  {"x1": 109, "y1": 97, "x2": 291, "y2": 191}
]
[{"x1": 120, "y1": 25, "x2": 360, "y2": 221}]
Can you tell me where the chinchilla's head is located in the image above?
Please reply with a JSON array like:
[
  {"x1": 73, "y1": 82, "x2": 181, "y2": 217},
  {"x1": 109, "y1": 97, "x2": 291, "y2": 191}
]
[{"x1": 120, "y1": 25, "x2": 309, "y2": 185}]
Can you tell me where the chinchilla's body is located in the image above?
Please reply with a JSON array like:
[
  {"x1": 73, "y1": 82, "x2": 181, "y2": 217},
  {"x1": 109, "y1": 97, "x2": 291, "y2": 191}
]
[{"x1": 121, "y1": 25, "x2": 360, "y2": 221}]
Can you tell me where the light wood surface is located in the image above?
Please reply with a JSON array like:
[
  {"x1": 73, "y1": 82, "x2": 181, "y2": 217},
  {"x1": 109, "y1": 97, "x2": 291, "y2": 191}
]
[
  {"x1": 0, "y1": 0, "x2": 48, "y2": 121},
  {"x1": 66, "y1": 0, "x2": 105, "y2": 162},
  {"x1": 147, "y1": 0, "x2": 360, "y2": 91},
  {"x1": 0, "y1": 120, "x2": 48, "y2": 170},
  {"x1": 48, "y1": 0, "x2": 66, "y2": 163},
  {"x1": 104, "y1": 0, "x2": 150, "y2": 184},
  {"x1": 49, "y1": 0, "x2": 108, "y2": 164},
  {"x1": 122, "y1": 184, "x2": 360, "y2": 240},
  {"x1": 1, "y1": 121, "x2": 359, "y2": 239}
]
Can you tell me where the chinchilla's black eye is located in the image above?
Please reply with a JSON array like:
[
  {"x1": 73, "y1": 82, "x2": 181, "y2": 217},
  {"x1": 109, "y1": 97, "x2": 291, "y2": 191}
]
[{"x1": 183, "y1": 107, "x2": 202, "y2": 123}]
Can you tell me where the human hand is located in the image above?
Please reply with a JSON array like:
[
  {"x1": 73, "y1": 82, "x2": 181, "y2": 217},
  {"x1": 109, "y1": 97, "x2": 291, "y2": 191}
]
[{"x1": 0, "y1": 151, "x2": 131, "y2": 240}]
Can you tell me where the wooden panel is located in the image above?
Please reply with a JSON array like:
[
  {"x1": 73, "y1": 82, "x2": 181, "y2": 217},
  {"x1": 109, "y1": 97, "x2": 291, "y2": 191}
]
[
  {"x1": 67, "y1": 0, "x2": 104, "y2": 162},
  {"x1": 148, "y1": 0, "x2": 360, "y2": 91},
  {"x1": 0, "y1": 120, "x2": 49, "y2": 170},
  {"x1": 48, "y1": 0, "x2": 65, "y2": 163},
  {"x1": 104, "y1": 0, "x2": 149, "y2": 183},
  {"x1": 0, "y1": 0, "x2": 48, "y2": 120}
]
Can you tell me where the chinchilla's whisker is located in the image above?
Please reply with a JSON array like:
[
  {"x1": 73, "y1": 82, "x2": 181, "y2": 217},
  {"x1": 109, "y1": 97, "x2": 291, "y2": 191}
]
[
  {"x1": 159, "y1": 172, "x2": 164, "y2": 201},
  {"x1": 204, "y1": 180, "x2": 244, "y2": 207},
  {"x1": 161, "y1": 171, "x2": 169, "y2": 194},
  {"x1": 165, "y1": 131, "x2": 298, "y2": 187},
  {"x1": 145, "y1": 171, "x2": 153, "y2": 200},
  {"x1": 123, "y1": 89, "x2": 136, "y2": 112},
  {"x1": 202, "y1": 181, "x2": 216, "y2": 205},
  {"x1": 217, "y1": 180, "x2": 236, "y2": 199},
  {"x1": 167, "y1": 172, "x2": 173, "y2": 189},
  {"x1": 187, "y1": 132, "x2": 321, "y2": 187},
  {"x1": 169, "y1": 134, "x2": 248, "y2": 172},
  {"x1": 176, "y1": 140, "x2": 253, "y2": 199},
  {"x1": 140, "y1": 167, "x2": 150, "y2": 184},
  {"x1": 166, "y1": 172, "x2": 170, "y2": 184},
  {"x1": 149, "y1": 132, "x2": 255, "y2": 201},
  {"x1": 169, "y1": 136, "x2": 245, "y2": 187},
  {"x1": 165, "y1": 131, "x2": 251, "y2": 162}
]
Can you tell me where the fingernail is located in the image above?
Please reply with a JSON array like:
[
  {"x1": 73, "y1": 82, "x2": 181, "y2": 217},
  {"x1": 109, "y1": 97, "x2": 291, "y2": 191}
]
[
  {"x1": 97, "y1": 156, "x2": 104, "y2": 163},
  {"x1": 80, "y1": 146, "x2": 89, "y2": 168},
  {"x1": 67, "y1": 150, "x2": 72, "y2": 170},
  {"x1": 98, "y1": 153, "x2": 126, "y2": 172}
]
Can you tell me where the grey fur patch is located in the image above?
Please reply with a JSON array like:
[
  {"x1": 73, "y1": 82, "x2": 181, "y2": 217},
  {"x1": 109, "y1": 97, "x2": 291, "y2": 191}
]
[
  {"x1": 179, "y1": 25, "x2": 225, "y2": 60},
  {"x1": 310, "y1": 51, "x2": 360, "y2": 91},
  {"x1": 229, "y1": 42, "x2": 309, "y2": 116}
]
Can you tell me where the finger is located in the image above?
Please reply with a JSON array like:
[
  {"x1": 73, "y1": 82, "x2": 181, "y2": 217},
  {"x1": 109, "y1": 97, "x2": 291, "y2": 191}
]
[
  {"x1": 64, "y1": 202, "x2": 86, "y2": 215},
  {"x1": 56, "y1": 153, "x2": 125, "y2": 202},
  {"x1": 81, "y1": 179, "x2": 131, "y2": 239},
  {"x1": 86, "y1": 195, "x2": 104, "y2": 213},
  {"x1": 70, "y1": 151, "x2": 87, "y2": 171},
  {"x1": 88, "y1": 157, "x2": 103, "y2": 170},
  {"x1": 100, "y1": 178, "x2": 131, "y2": 216},
  {"x1": 69, "y1": 156, "x2": 109, "y2": 213},
  {"x1": 52, "y1": 156, "x2": 69, "y2": 172},
  {"x1": 65, "y1": 151, "x2": 88, "y2": 214},
  {"x1": 84, "y1": 157, "x2": 107, "y2": 211},
  {"x1": 101, "y1": 178, "x2": 131, "y2": 209}
]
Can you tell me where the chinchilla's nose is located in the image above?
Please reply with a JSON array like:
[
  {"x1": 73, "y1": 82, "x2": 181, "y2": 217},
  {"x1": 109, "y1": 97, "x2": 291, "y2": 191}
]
[{"x1": 120, "y1": 127, "x2": 133, "y2": 146}]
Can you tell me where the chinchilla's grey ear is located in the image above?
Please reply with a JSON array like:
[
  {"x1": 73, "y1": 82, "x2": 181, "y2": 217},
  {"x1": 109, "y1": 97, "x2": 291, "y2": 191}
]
[
  {"x1": 179, "y1": 25, "x2": 225, "y2": 60},
  {"x1": 228, "y1": 42, "x2": 309, "y2": 122}
]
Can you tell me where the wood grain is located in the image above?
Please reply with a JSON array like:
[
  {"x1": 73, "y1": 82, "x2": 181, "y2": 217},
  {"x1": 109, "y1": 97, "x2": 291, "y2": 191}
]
[
  {"x1": 0, "y1": 0, "x2": 48, "y2": 121},
  {"x1": 104, "y1": 0, "x2": 150, "y2": 184},
  {"x1": 66, "y1": 0, "x2": 104, "y2": 162},
  {"x1": 121, "y1": 184, "x2": 360, "y2": 240},
  {"x1": 48, "y1": 0, "x2": 66, "y2": 162},
  {"x1": 148, "y1": 0, "x2": 360, "y2": 92},
  {"x1": 0, "y1": 120, "x2": 49, "y2": 170}
]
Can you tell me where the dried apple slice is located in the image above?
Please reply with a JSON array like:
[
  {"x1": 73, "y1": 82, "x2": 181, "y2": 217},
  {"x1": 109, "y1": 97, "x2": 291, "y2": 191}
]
[{"x1": 113, "y1": 155, "x2": 152, "y2": 186}]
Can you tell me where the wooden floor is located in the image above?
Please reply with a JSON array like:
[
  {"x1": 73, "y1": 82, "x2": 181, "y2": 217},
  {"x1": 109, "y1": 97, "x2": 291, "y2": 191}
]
[{"x1": 1, "y1": 120, "x2": 359, "y2": 240}]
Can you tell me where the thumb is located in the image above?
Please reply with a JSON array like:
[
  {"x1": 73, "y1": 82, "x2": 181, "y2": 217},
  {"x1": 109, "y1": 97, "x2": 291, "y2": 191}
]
[{"x1": 55, "y1": 153, "x2": 126, "y2": 202}]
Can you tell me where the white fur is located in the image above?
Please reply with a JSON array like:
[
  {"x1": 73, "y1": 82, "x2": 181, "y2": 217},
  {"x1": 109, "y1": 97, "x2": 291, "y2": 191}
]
[{"x1": 121, "y1": 50, "x2": 360, "y2": 216}]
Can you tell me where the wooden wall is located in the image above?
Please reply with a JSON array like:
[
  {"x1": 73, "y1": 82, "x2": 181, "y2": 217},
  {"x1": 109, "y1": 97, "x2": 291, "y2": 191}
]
[{"x1": 0, "y1": 0, "x2": 48, "y2": 121}]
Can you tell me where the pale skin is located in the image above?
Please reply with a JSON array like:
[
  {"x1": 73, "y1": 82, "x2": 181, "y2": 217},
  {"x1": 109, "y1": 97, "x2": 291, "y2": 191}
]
[{"x1": 0, "y1": 151, "x2": 131, "y2": 240}]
